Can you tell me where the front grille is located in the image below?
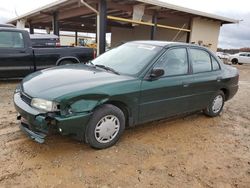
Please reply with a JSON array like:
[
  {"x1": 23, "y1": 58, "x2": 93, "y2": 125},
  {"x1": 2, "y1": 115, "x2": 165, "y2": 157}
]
[{"x1": 20, "y1": 91, "x2": 32, "y2": 105}]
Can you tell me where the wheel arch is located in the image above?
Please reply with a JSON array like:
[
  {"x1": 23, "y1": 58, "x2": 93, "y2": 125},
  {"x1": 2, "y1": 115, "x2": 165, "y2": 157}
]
[
  {"x1": 56, "y1": 56, "x2": 81, "y2": 66},
  {"x1": 220, "y1": 88, "x2": 230, "y2": 101},
  {"x1": 103, "y1": 100, "x2": 132, "y2": 128}
]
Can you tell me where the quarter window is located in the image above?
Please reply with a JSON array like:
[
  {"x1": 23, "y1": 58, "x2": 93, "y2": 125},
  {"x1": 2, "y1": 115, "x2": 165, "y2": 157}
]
[
  {"x1": 0, "y1": 31, "x2": 24, "y2": 48},
  {"x1": 190, "y1": 49, "x2": 212, "y2": 73},
  {"x1": 154, "y1": 48, "x2": 188, "y2": 76},
  {"x1": 211, "y1": 56, "x2": 220, "y2": 71}
]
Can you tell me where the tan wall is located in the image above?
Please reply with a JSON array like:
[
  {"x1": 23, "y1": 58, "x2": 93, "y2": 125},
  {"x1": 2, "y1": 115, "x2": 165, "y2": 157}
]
[
  {"x1": 111, "y1": 16, "x2": 189, "y2": 47},
  {"x1": 190, "y1": 17, "x2": 221, "y2": 52}
]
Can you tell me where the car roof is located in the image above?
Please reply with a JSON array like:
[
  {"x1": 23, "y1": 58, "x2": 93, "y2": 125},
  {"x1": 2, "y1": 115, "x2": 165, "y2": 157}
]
[
  {"x1": 0, "y1": 27, "x2": 26, "y2": 32},
  {"x1": 0, "y1": 24, "x2": 15, "y2": 28},
  {"x1": 128, "y1": 40, "x2": 205, "y2": 49}
]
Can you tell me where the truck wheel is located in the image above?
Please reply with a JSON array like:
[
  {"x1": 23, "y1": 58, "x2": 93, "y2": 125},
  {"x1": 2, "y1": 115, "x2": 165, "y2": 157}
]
[
  {"x1": 85, "y1": 104, "x2": 125, "y2": 149},
  {"x1": 203, "y1": 91, "x2": 225, "y2": 117},
  {"x1": 231, "y1": 58, "x2": 238, "y2": 65},
  {"x1": 58, "y1": 60, "x2": 76, "y2": 66}
]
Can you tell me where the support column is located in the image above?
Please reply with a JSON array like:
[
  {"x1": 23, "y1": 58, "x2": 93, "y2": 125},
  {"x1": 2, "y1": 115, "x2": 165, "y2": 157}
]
[
  {"x1": 97, "y1": 0, "x2": 107, "y2": 55},
  {"x1": 29, "y1": 23, "x2": 34, "y2": 34},
  {"x1": 52, "y1": 12, "x2": 59, "y2": 36},
  {"x1": 75, "y1": 31, "x2": 78, "y2": 46},
  {"x1": 186, "y1": 19, "x2": 192, "y2": 43},
  {"x1": 150, "y1": 12, "x2": 157, "y2": 40}
]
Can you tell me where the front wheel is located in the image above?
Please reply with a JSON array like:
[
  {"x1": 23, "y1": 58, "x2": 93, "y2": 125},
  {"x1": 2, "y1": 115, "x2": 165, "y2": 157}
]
[
  {"x1": 231, "y1": 58, "x2": 238, "y2": 65},
  {"x1": 85, "y1": 104, "x2": 125, "y2": 149},
  {"x1": 204, "y1": 91, "x2": 225, "y2": 117}
]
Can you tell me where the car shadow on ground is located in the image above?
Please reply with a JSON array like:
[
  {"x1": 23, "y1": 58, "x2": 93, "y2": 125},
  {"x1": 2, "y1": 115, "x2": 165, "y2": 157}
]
[{"x1": 19, "y1": 111, "x2": 207, "y2": 154}]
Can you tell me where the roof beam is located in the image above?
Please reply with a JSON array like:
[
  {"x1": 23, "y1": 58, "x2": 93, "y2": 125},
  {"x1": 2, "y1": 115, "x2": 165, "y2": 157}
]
[
  {"x1": 58, "y1": 6, "x2": 94, "y2": 20},
  {"x1": 30, "y1": 6, "x2": 96, "y2": 24},
  {"x1": 107, "y1": 15, "x2": 191, "y2": 32}
]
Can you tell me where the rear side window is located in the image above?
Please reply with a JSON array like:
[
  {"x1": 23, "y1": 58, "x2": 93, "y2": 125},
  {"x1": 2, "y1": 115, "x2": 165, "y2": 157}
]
[
  {"x1": 190, "y1": 49, "x2": 212, "y2": 73},
  {"x1": 211, "y1": 56, "x2": 220, "y2": 71},
  {"x1": 0, "y1": 31, "x2": 24, "y2": 48},
  {"x1": 154, "y1": 48, "x2": 188, "y2": 76}
]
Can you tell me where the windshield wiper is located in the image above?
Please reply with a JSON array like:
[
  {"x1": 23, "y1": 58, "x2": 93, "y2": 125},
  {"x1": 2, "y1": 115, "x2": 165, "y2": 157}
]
[
  {"x1": 95, "y1": 64, "x2": 120, "y2": 75},
  {"x1": 85, "y1": 60, "x2": 95, "y2": 66}
]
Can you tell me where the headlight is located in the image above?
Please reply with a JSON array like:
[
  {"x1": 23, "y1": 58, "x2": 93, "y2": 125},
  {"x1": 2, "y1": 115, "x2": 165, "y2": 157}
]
[
  {"x1": 31, "y1": 98, "x2": 59, "y2": 112},
  {"x1": 15, "y1": 84, "x2": 21, "y2": 93}
]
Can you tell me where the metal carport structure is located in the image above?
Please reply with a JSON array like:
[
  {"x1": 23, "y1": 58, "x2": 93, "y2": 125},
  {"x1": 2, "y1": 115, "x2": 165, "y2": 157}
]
[{"x1": 8, "y1": 0, "x2": 238, "y2": 54}]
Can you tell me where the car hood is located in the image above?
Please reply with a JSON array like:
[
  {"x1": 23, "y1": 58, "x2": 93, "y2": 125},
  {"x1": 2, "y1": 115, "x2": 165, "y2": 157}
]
[{"x1": 22, "y1": 64, "x2": 134, "y2": 100}]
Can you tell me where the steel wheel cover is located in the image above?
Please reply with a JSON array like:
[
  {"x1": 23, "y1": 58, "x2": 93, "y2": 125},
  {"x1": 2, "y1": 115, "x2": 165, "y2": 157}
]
[
  {"x1": 94, "y1": 115, "x2": 120, "y2": 144},
  {"x1": 212, "y1": 95, "x2": 223, "y2": 113}
]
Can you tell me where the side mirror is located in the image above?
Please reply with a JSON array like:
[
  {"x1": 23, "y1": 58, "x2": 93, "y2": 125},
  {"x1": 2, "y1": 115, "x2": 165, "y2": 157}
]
[{"x1": 147, "y1": 69, "x2": 164, "y2": 80}]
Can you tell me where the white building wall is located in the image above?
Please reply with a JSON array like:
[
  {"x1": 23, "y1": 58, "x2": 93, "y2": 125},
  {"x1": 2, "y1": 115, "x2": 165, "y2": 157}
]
[{"x1": 190, "y1": 17, "x2": 221, "y2": 52}]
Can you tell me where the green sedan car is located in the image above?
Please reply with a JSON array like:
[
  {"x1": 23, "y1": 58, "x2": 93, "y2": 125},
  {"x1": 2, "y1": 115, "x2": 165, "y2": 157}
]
[{"x1": 14, "y1": 41, "x2": 239, "y2": 149}]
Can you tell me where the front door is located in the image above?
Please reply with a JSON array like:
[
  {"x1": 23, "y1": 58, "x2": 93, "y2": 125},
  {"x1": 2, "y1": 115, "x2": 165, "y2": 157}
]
[
  {"x1": 238, "y1": 53, "x2": 249, "y2": 64},
  {"x1": 139, "y1": 47, "x2": 191, "y2": 123},
  {"x1": 0, "y1": 30, "x2": 33, "y2": 78}
]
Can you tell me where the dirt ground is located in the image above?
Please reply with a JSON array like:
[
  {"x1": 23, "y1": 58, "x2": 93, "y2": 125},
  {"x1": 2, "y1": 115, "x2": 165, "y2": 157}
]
[{"x1": 0, "y1": 65, "x2": 250, "y2": 188}]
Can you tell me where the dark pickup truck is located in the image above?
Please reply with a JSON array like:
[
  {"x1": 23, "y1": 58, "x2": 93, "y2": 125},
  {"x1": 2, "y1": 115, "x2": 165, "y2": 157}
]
[{"x1": 0, "y1": 27, "x2": 95, "y2": 78}]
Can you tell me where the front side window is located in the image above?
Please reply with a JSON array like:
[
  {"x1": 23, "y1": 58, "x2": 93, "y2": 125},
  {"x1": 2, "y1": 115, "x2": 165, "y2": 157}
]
[
  {"x1": 0, "y1": 31, "x2": 24, "y2": 48},
  {"x1": 92, "y1": 43, "x2": 162, "y2": 76},
  {"x1": 190, "y1": 49, "x2": 212, "y2": 73},
  {"x1": 154, "y1": 48, "x2": 188, "y2": 76},
  {"x1": 239, "y1": 53, "x2": 246, "y2": 57}
]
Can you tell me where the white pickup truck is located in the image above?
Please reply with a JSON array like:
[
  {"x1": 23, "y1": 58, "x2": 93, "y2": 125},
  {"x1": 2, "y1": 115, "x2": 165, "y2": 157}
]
[{"x1": 229, "y1": 52, "x2": 250, "y2": 65}]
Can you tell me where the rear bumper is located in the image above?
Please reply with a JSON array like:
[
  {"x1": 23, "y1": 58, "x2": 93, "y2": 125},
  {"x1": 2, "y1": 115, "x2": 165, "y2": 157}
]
[
  {"x1": 14, "y1": 92, "x2": 92, "y2": 143},
  {"x1": 227, "y1": 85, "x2": 239, "y2": 101}
]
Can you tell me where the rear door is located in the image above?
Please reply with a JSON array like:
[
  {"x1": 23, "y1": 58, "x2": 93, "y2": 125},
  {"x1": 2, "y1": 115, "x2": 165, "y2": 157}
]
[
  {"x1": 33, "y1": 48, "x2": 59, "y2": 71},
  {"x1": 183, "y1": 48, "x2": 222, "y2": 111},
  {"x1": 139, "y1": 47, "x2": 191, "y2": 123},
  {"x1": 0, "y1": 30, "x2": 33, "y2": 78}
]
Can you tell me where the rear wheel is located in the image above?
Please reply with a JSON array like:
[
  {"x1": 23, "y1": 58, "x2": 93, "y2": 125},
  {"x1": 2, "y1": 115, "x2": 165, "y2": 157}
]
[
  {"x1": 204, "y1": 91, "x2": 225, "y2": 117},
  {"x1": 85, "y1": 104, "x2": 125, "y2": 149}
]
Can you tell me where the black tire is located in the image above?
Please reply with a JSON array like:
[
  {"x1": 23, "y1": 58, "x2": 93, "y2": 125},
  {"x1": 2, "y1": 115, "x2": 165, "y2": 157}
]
[
  {"x1": 85, "y1": 104, "x2": 125, "y2": 149},
  {"x1": 231, "y1": 58, "x2": 238, "y2": 65},
  {"x1": 203, "y1": 91, "x2": 225, "y2": 117},
  {"x1": 58, "y1": 60, "x2": 76, "y2": 66}
]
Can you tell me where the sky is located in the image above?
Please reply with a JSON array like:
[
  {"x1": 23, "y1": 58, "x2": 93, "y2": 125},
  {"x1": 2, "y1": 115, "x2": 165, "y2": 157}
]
[{"x1": 0, "y1": 0, "x2": 249, "y2": 49}]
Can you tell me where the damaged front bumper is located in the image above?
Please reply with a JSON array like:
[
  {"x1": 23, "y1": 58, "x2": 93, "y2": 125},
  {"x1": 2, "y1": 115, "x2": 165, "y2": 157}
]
[
  {"x1": 14, "y1": 92, "x2": 92, "y2": 143},
  {"x1": 20, "y1": 122, "x2": 47, "y2": 143}
]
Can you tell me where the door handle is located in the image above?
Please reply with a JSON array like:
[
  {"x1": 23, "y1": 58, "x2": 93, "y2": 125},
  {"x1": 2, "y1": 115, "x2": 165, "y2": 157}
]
[{"x1": 182, "y1": 82, "x2": 190, "y2": 87}]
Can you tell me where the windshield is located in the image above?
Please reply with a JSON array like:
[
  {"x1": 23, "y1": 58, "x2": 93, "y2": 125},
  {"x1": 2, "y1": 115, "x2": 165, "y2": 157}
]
[{"x1": 92, "y1": 43, "x2": 162, "y2": 76}]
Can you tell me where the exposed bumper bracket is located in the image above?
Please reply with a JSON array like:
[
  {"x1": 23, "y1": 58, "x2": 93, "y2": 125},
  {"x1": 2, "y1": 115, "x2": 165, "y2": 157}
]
[{"x1": 20, "y1": 123, "x2": 47, "y2": 144}]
